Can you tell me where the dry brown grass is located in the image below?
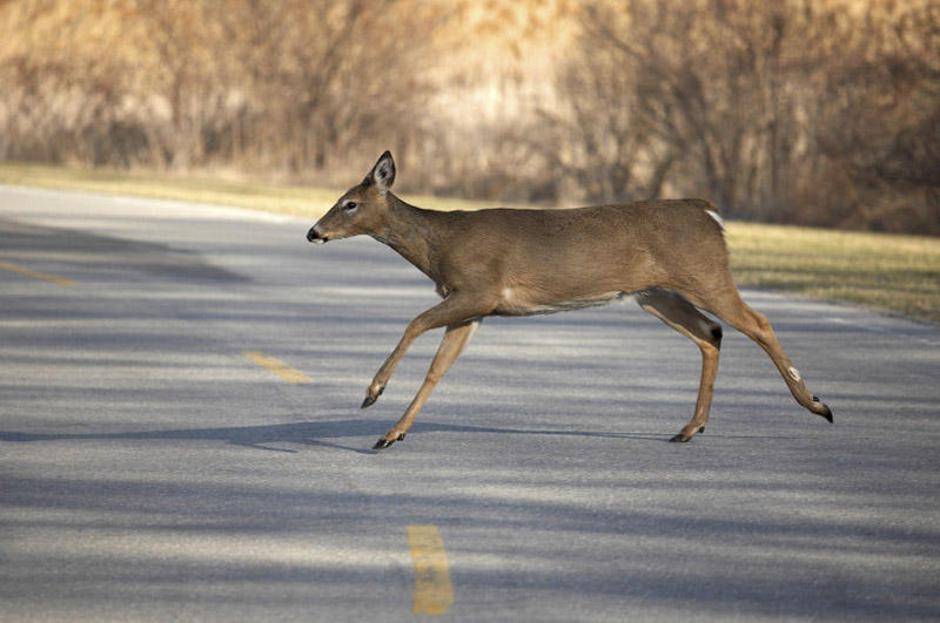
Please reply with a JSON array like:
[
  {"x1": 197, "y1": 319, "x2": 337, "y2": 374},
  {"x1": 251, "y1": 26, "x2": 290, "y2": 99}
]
[{"x1": 726, "y1": 222, "x2": 940, "y2": 325}]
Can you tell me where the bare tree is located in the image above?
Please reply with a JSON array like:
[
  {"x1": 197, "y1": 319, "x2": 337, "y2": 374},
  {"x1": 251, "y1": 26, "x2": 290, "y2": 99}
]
[
  {"x1": 529, "y1": 27, "x2": 677, "y2": 204},
  {"x1": 571, "y1": 0, "x2": 823, "y2": 217},
  {"x1": 216, "y1": 0, "x2": 446, "y2": 174},
  {"x1": 811, "y1": 0, "x2": 940, "y2": 232},
  {"x1": 559, "y1": 0, "x2": 939, "y2": 232}
]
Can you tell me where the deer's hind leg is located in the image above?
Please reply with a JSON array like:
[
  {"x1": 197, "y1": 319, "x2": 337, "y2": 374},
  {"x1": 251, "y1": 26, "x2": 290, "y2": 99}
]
[
  {"x1": 637, "y1": 289, "x2": 723, "y2": 442},
  {"x1": 685, "y1": 285, "x2": 833, "y2": 423}
]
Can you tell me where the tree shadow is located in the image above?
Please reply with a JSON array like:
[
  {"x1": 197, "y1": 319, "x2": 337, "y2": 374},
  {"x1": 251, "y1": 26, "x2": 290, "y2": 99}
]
[{"x1": 0, "y1": 215, "x2": 250, "y2": 284}]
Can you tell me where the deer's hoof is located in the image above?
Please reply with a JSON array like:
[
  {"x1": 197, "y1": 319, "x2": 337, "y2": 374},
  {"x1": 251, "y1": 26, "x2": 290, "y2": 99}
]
[
  {"x1": 361, "y1": 385, "x2": 385, "y2": 409},
  {"x1": 669, "y1": 433, "x2": 693, "y2": 443},
  {"x1": 372, "y1": 432, "x2": 405, "y2": 450},
  {"x1": 812, "y1": 396, "x2": 833, "y2": 423},
  {"x1": 698, "y1": 426, "x2": 705, "y2": 433}
]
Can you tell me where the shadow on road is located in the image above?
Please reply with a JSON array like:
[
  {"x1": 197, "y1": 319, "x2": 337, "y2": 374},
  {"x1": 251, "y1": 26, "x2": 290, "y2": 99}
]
[
  {"x1": 0, "y1": 418, "x2": 673, "y2": 455},
  {"x1": 3, "y1": 417, "x2": 938, "y2": 622},
  {"x1": 0, "y1": 216, "x2": 248, "y2": 284}
]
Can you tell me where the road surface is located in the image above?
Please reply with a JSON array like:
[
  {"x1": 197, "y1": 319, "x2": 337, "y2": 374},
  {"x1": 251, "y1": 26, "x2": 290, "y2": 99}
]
[{"x1": 1, "y1": 186, "x2": 939, "y2": 621}]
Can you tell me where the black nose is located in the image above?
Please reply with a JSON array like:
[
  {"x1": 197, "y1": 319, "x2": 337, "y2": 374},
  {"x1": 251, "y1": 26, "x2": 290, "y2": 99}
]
[{"x1": 306, "y1": 226, "x2": 320, "y2": 242}]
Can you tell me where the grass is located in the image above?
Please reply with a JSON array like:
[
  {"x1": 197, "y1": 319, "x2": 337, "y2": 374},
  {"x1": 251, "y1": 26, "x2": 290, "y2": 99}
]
[
  {"x1": 726, "y1": 223, "x2": 940, "y2": 325},
  {"x1": 2, "y1": 161, "x2": 938, "y2": 325},
  {"x1": 0, "y1": 162, "x2": 505, "y2": 218}
]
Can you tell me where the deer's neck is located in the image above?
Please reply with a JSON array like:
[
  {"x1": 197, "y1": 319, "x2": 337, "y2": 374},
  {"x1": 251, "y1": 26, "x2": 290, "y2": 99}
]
[{"x1": 375, "y1": 194, "x2": 439, "y2": 279}]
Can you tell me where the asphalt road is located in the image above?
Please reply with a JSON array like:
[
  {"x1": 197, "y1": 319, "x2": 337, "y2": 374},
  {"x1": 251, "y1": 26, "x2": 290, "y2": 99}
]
[{"x1": 1, "y1": 185, "x2": 939, "y2": 622}]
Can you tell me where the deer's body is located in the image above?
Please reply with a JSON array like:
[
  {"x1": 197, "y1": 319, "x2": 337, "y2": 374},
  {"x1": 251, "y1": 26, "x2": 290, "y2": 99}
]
[{"x1": 308, "y1": 152, "x2": 832, "y2": 450}]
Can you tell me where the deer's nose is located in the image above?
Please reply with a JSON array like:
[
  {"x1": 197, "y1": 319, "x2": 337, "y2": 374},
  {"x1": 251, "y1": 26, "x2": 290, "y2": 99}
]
[{"x1": 306, "y1": 226, "x2": 326, "y2": 243}]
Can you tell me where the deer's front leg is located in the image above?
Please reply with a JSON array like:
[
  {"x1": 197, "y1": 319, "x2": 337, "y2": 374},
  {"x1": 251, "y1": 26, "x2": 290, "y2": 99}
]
[
  {"x1": 374, "y1": 319, "x2": 479, "y2": 450},
  {"x1": 362, "y1": 294, "x2": 491, "y2": 408}
]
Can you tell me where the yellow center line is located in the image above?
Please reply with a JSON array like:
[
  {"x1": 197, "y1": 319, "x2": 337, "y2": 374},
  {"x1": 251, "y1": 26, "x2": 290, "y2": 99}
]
[
  {"x1": 0, "y1": 261, "x2": 75, "y2": 287},
  {"x1": 407, "y1": 525, "x2": 454, "y2": 616},
  {"x1": 242, "y1": 351, "x2": 312, "y2": 384}
]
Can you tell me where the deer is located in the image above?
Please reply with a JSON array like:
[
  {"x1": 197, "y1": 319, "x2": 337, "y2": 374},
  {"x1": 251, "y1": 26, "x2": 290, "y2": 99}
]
[{"x1": 306, "y1": 151, "x2": 833, "y2": 450}]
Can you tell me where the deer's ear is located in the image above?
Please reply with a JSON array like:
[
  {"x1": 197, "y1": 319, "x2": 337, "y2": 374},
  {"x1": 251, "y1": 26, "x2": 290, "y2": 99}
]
[{"x1": 366, "y1": 150, "x2": 396, "y2": 192}]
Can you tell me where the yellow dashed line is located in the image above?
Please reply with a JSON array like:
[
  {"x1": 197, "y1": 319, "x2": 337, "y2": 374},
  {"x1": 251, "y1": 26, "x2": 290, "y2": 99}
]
[
  {"x1": 0, "y1": 261, "x2": 75, "y2": 287},
  {"x1": 407, "y1": 525, "x2": 454, "y2": 615},
  {"x1": 242, "y1": 351, "x2": 312, "y2": 384}
]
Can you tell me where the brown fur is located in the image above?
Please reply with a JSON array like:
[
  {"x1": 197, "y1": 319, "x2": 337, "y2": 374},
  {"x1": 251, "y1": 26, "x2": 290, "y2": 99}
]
[{"x1": 308, "y1": 152, "x2": 832, "y2": 449}]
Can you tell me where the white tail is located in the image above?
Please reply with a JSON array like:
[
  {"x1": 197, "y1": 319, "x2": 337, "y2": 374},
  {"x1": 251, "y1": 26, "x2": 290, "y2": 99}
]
[{"x1": 307, "y1": 152, "x2": 832, "y2": 450}]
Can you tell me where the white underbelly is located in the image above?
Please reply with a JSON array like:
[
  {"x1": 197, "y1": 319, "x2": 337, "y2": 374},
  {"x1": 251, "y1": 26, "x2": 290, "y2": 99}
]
[{"x1": 496, "y1": 287, "x2": 626, "y2": 316}]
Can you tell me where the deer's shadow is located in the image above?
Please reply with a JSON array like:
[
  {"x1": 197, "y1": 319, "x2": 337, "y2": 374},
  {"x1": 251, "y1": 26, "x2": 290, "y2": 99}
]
[{"x1": 0, "y1": 418, "x2": 670, "y2": 455}]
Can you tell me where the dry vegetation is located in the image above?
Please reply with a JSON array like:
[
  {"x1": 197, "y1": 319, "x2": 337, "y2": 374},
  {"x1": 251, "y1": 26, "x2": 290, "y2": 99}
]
[
  {"x1": 1, "y1": 0, "x2": 937, "y2": 234},
  {"x1": 727, "y1": 223, "x2": 940, "y2": 324}
]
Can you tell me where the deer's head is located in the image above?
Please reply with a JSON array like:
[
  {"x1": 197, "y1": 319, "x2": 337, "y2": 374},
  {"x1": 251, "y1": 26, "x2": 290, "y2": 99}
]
[{"x1": 306, "y1": 151, "x2": 396, "y2": 244}]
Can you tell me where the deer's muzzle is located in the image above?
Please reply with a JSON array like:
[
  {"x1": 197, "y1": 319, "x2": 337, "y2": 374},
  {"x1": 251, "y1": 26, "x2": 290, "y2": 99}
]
[{"x1": 306, "y1": 226, "x2": 328, "y2": 244}]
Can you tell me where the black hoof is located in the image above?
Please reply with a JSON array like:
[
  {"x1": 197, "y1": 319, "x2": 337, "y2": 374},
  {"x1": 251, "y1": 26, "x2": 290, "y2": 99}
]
[
  {"x1": 372, "y1": 432, "x2": 405, "y2": 451},
  {"x1": 698, "y1": 426, "x2": 705, "y2": 433},
  {"x1": 361, "y1": 386, "x2": 385, "y2": 409},
  {"x1": 813, "y1": 396, "x2": 833, "y2": 423},
  {"x1": 669, "y1": 433, "x2": 692, "y2": 443}
]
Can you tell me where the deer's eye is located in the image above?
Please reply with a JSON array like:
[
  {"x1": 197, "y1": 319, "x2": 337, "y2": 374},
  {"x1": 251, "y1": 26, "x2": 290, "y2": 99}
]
[{"x1": 343, "y1": 201, "x2": 358, "y2": 213}]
